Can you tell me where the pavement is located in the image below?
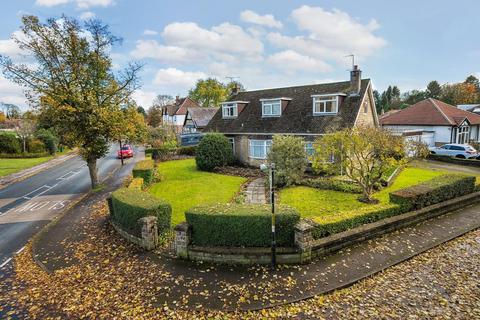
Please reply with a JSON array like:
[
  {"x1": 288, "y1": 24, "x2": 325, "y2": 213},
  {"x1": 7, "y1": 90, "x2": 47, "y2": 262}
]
[
  {"x1": 29, "y1": 163, "x2": 480, "y2": 311},
  {"x1": 0, "y1": 146, "x2": 141, "y2": 278}
]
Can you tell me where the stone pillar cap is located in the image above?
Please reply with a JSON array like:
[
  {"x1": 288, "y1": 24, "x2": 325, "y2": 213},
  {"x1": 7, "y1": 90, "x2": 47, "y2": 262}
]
[{"x1": 174, "y1": 221, "x2": 190, "y2": 231}]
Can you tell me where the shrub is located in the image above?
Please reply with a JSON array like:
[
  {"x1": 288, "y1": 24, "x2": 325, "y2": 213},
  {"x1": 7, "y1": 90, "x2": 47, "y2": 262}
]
[
  {"x1": 0, "y1": 133, "x2": 21, "y2": 154},
  {"x1": 389, "y1": 174, "x2": 475, "y2": 210},
  {"x1": 27, "y1": 139, "x2": 46, "y2": 154},
  {"x1": 0, "y1": 152, "x2": 50, "y2": 158},
  {"x1": 267, "y1": 135, "x2": 307, "y2": 187},
  {"x1": 195, "y1": 133, "x2": 233, "y2": 171},
  {"x1": 110, "y1": 188, "x2": 171, "y2": 236},
  {"x1": 301, "y1": 177, "x2": 362, "y2": 193},
  {"x1": 128, "y1": 177, "x2": 144, "y2": 190},
  {"x1": 132, "y1": 159, "x2": 155, "y2": 185},
  {"x1": 185, "y1": 204, "x2": 300, "y2": 247},
  {"x1": 177, "y1": 145, "x2": 196, "y2": 156},
  {"x1": 35, "y1": 128, "x2": 58, "y2": 155},
  {"x1": 312, "y1": 203, "x2": 404, "y2": 238}
]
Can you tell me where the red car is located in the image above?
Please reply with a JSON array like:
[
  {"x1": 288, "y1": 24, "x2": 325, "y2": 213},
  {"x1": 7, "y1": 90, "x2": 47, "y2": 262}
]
[{"x1": 117, "y1": 145, "x2": 134, "y2": 159}]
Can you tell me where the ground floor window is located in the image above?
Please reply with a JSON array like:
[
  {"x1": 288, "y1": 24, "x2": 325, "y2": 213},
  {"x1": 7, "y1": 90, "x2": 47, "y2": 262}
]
[
  {"x1": 249, "y1": 139, "x2": 272, "y2": 159},
  {"x1": 457, "y1": 126, "x2": 470, "y2": 144},
  {"x1": 228, "y1": 138, "x2": 235, "y2": 155}
]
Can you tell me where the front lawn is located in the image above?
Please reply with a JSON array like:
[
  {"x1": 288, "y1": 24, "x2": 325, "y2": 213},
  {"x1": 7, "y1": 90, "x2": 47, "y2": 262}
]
[
  {"x1": 280, "y1": 167, "x2": 447, "y2": 221},
  {"x1": 148, "y1": 159, "x2": 247, "y2": 225}
]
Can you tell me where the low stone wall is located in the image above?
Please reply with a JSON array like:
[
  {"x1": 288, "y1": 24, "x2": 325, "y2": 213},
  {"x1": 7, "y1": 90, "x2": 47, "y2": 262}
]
[
  {"x1": 111, "y1": 217, "x2": 158, "y2": 250},
  {"x1": 427, "y1": 154, "x2": 480, "y2": 167},
  {"x1": 173, "y1": 191, "x2": 480, "y2": 265}
]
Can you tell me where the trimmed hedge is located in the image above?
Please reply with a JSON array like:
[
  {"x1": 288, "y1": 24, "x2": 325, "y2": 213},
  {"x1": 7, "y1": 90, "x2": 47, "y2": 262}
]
[
  {"x1": 301, "y1": 177, "x2": 362, "y2": 194},
  {"x1": 128, "y1": 177, "x2": 144, "y2": 190},
  {"x1": 177, "y1": 146, "x2": 196, "y2": 156},
  {"x1": 390, "y1": 174, "x2": 475, "y2": 210},
  {"x1": 185, "y1": 204, "x2": 300, "y2": 247},
  {"x1": 0, "y1": 152, "x2": 50, "y2": 158},
  {"x1": 0, "y1": 134, "x2": 21, "y2": 154},
  {"x1": 110, "y1": 188, "x2": 171, "y2": 236},
  {"x1": 132, "y1": 159, "x2": 155, "y2": 185}
]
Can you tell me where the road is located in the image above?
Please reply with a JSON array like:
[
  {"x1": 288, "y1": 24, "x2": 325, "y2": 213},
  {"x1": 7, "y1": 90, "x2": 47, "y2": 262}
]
[{"x1": 0, "y1": 146, "x2": 140, "y2": 274}]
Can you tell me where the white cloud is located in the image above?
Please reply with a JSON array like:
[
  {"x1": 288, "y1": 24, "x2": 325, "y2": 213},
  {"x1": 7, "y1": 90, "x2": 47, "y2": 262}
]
[
  {"x1": 240, "y1": 10, "x2": 282, "y2": 29},
  {"x1": 153, "y1": 68, "x2": 206, "y2": 87},
  {"x1": 132, "y1": 89, "x2": 157, "y2": 108},
  {"x1": 143, "y1": 29, "x2": 158, "y2": 36},
  {"x1": 79, "y1": 11, "x2": 96, "y2": 20},
  {"x1": 0, "y1": 76, "x2": 28, "y2": 108},
  {"x1": 267, "y1": 50, "x2": 331, "y2": 73},
  {"x1": 130, "y1": 40, "x2": 199, "y2": 63},
  {"x1": 35, "y1": 0, "x2": 114, "y2": 8}
]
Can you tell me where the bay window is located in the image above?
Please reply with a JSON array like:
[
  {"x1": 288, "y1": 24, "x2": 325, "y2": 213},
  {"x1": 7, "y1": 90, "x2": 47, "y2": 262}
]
[{"x1": 249, "y1": 140, "x2": 272, "y2": 159}]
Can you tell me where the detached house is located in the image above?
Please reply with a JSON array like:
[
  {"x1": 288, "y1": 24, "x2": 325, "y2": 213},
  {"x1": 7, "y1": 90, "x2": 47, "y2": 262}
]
[
  {"x1": 205, "y1": 66, "x2": 379, "y2": 166},
  {"x1": 161, "y1": 97, "x2": 202, "y2": 133},
  {"x1": 380, "y1": 98, "x2": 480, "y2": 146}
]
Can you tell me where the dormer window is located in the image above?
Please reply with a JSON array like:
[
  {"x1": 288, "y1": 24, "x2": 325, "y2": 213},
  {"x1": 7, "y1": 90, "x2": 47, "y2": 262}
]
[
  {"x1": 261, "y1": 99, "x2": 281, "y2": 117},
  {"x1": 312, "y1": 95, "x2": 338, "y2": 115},
  {"x1": 222, "y1": 103, "x2": 238, "y2": 118}
]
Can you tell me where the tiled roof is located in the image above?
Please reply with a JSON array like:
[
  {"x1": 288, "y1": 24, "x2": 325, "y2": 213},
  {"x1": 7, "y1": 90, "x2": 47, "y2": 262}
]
[
  {"x1": 187, "y1": 107, "x2": 218, "y2": 128},
  {"x1": 205, "y1": 79, "x2": 370, "y2": 134},
  {"x1": 380, "y1": 98, "x2": 480, "y2": 126},
  {"x1": 163, "y1": 97, "x2": 201, "y2": 116}
]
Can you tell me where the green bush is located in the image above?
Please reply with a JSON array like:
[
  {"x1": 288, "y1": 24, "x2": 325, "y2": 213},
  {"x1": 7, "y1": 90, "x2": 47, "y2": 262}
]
[
  {"x1": 301, "y1": 177, "x2": 362, "y2": 193},
  {"x1": 312, "y1": 203, "x2": 404, "y2": 238},
  {"x1": 35, "y1": 129, "x2": 58, "y2": 155},
  {"x1": 27, "y1": 139, "x2": 46, "y2": 154},
  {"x1": 185, "y1": 204, "x2": 300, "y2": 247},
  {"x1": 177, "y1": 145, "x2": 196, "y2": 156},
  {"x1": 0, "y1": 152, "x2": 50, "y2": 158},
  {"x1": 110, "y1": 188, "x2": 171, "y2": 236},
  {"x1": 128, "y1": 177, "x2": 144, "y2": 190},
  {"x1": 267, "y1": 135, "x2": 307, "y2": 187},
  {"x1": 132, "y1": 159, "x2": 155, "y2": 185},
  {"x1": 390, "y1": 174, "x2": 475, "y2": 210},
  {"x1": 195, "y1": 133, "x2": 233, "y2": 171},
  {"x1": 0, "y1": 133, "x2": 21, "y2": 154}
]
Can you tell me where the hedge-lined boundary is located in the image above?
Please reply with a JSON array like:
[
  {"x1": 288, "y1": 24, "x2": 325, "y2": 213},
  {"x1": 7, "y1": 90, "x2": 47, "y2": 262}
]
[
  {"x1": 390, "y1": 174, "x2": 475, "y2": 210},
  {"x1": 185, "y1": 204, "x2": 300, "y2": 247},
  {"x1": 110, "y1": 188, "x2": 171, "y2": 237},
  {"x1": 128, "y1": 177, "x2": 144, "y2": 190},
  {"x1": 312, "y1": 174, "x2": 476, "y2": 239},
  {"x1": 0, "y1": 152, "x2": 51, "y2": 158},
  {"x1": 132, "y1": 159, "x2": 155, "y2": 185},
  {"x1": 300, "y1": 177, "x2": 362, "y2": 194}
]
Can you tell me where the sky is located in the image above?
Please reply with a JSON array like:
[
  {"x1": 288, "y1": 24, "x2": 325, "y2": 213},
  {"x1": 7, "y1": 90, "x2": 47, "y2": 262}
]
[{"x1": 0, "y1": 0, "x2": 479, "y2": 109}]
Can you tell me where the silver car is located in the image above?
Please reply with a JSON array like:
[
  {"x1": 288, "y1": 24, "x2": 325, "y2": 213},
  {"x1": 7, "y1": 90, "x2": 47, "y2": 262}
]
[{"x1": 428, "y1": 143, "x2": 478, "y2": 159}]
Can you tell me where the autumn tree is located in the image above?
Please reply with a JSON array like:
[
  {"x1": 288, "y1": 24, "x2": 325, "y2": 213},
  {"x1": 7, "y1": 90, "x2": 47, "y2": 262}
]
[
  {"x1": 441, "y1": 82, "x2": 478, "y2": 105},
  {"x1": 312, "y1": 126, "x2": 406, "y2": 203},
  {"x1": 189, "y1": 78, "x2": 232, "y2": 107},
  {"x1": 0, "y1": 16, "x2": 141, "y2": 188},
  {"x1": 146, "y1": 105, "x2": 163, "y2": 127},
  {"x1": 153, "y1": 94, "x2": 173, "y2": 107}
]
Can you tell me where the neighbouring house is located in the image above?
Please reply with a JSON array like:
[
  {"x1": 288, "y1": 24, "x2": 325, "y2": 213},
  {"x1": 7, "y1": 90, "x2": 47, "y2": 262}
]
[
  {"x1": 380, "y1": 98, "x2": 480, "y2": 146},
  {"x1": 205, "y1": 66, "x2": 379, "y2": 167},
  {"x1": 182, "y1": 107, "x2": 218, "y2": 133},
  {"x1": 161, "y1": 96, "x2": 201, "y2": 133},
  {"x1": 457, "y1": 104, "x2": 480, "y2": 114}
]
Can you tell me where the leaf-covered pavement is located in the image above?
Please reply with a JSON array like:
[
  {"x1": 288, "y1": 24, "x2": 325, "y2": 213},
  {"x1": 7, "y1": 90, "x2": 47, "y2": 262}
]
[{"x1": 0, "y1": 200, "x2": 479, "y2": 319}]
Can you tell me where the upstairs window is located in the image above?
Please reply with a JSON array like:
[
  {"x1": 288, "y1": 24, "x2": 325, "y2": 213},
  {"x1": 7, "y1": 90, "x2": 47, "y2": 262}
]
[
  {"x1": 312, "y1": 95, "x2": 338, "y2": 115},
  {"x1": 222, "y1": 103, "x2": 238, "y2": 118},
  {"x1": 261, "y1": 99, "x2": 281, "y2": 117}
]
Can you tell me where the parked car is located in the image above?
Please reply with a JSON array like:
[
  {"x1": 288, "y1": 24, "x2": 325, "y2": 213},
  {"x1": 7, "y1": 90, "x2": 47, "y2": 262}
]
[
  {"x1": 117, "y1": 144, "x2": 134, "y2": 159},
  {"x1": 428, "y1": 143, "x2": 478, "y2": 159}
]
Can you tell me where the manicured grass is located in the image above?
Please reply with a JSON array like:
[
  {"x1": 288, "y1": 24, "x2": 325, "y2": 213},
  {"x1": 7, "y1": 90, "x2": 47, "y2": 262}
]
[
  {"x1": 0, "y1": 149, "x2": 72, "y2": 178},
  {"x1": 148, "y1": 159, "x2": 247, "y2": 225},
  {"x1": 280, "y1": 167, "x2": 448, "y2": 220},
  {"x1": 0, "y1": 156, "x2": 53, "y2": 177}
]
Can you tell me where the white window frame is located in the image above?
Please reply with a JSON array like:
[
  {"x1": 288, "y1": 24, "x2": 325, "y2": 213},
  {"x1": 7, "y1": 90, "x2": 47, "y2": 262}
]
[
  {"x1": 249, "y1": 139, "x2": 272, "y2": 159},
  {"x1": 261, "y1": 99, "x2": 282, "y2": 117},
  {"x1": 457, "y1": 125, "x2": 470, "y2": 144},
  {"x1": 222, "y1": 103, "x2": 238, "y2": 118},
  {"x1": 312, "y1": 96, "x2": 338, "y2": 115}
]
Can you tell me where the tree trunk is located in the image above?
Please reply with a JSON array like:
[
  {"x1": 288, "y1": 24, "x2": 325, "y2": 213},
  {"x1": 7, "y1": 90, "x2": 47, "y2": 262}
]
[
  {"x1": 119, "y1": 140, "x2": 124, "y2": 165},
  {"x1": 23, "y1": 138, "x2": 26, "y2": 153},
  {"x1": 86, "y1": 156, "x2": 99, "y2": 189}
]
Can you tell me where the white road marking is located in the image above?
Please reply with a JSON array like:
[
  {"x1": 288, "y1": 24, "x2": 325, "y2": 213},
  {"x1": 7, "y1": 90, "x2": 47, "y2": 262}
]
[
  {"x1": 16, "y1": 246, "x2": 25, "y2": 254},
  {"x1": 0, "y1": 257, "x2": 12, "y2": 268}
]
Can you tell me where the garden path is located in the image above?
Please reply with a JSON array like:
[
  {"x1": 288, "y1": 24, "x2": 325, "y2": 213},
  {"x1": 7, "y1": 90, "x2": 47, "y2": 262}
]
[{"x1": 244, "y1": 178, "x2": 266, "y2": 204}]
